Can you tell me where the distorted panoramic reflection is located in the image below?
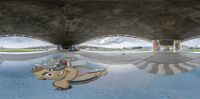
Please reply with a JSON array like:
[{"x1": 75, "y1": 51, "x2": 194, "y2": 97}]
[
  {"x1": 78, "y1": 36, "x2": 200, "y2": 75},
  {"x1": 0, "y1": 35, "x2": 200, "y2": 99},
  {"x1": 181, "y1": 38, "x2": 200, "y2": 52},
  {"x1": 0, "y1": 36, "x2": 54, "y2": 49},
  {"x1": 79, "y1": 36, "x2": 152, "y2": 51},
  {"x1": 0, "y1": 35, "x2": 57, "y2": 61},
  {"x1": 1, "y1": 0, "x2": 200, "y2": 99}
]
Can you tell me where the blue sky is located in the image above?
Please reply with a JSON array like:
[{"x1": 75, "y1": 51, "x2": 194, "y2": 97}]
[
  {"x1": 80, "y1": 36, "x2": 152, "y2": 48},
  {"x1": 0, "y1": 36, "x2": 54, "y2": 48}
]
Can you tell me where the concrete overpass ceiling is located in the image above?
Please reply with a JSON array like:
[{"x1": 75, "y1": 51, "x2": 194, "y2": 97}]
[
  {"x1": 71, "y1": 1, "x2": 200, "y2": 41},
  {"x1": 0, "y1": 0, "x2": 199, "y2": 47},
  {"x1": 0, "y1": 1, "x2": 65, "y2": 44}
]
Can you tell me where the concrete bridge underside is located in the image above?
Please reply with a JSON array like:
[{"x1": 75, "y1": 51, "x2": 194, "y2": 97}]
[{"x1": 0, "y1": 0, "x2": 200, "y2": 47}]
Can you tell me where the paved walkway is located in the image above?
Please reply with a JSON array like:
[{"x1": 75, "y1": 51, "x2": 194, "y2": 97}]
[
  {"x1": 79, "y1": 51, "x2": 154, "y2": 64},
  {"x1": 80, "y1": 51, "x2": 200, "y2": 75},
  {"x1": 0, "y1": 52, "x2": 50, "y2": 60},
  {"x1": 133, "y1": 52, "x2": 200, "y2": 75}
]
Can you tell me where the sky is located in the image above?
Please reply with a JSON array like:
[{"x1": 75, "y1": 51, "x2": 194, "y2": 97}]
[
  {"x1": 0, "y1": 36, "x2": 54, "y2": 48},
  {"x1": 79, "y1": 36, "x2": 152, "y2": 48},
  {"x1": 181, "y1": 38, "x2": 200, "y2": 47}
]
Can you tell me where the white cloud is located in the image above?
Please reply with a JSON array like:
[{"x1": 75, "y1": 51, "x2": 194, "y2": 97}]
[
  {"x1": 181, "y1": 38, "x2": 200, "y2": 47},
  {"x1": 80, "y1": 36, "x2": 152, "y2": 48},
  {"x1": 0, "y1": 36, "x2": 54, "y2": 48}
]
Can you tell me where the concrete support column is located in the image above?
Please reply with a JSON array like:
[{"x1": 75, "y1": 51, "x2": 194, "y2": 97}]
[
  {"x1": 173, "y1": 40, "x2": 181, "y2": 52},
  {"x1": 57, "y1": 44, "x2": 62, "y2": 51},
  {"x1": 153, "y1": 40, "x2": 160, "y2": 53},
  {"x1": 173, "y1": 40, "x2": 176, "y2": 52}
]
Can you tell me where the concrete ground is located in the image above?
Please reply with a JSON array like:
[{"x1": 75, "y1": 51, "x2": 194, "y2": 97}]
[
  {"x1": 79, "y1": 51, "x2": 200, "y2": 75},
  {"x1": 0, "y1": 52, "x2": 51, "y2": 61},
  {"x1": 1, "y1": 51, "x2": 200, "y2": 99}
]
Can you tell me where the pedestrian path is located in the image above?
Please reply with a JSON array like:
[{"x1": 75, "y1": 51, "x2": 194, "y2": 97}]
[{"x1": 132, "y1": 52, "x2": 200, "y2": 75}]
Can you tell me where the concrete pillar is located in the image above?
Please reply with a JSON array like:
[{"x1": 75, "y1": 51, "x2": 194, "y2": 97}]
[
  {"x1": 153, "y1": 40, "x2": 160, "y2": 53},
  {"x1": 57, "y1": 44, "x2": 62, "y2": 51},
  {"x1": 173, "y1": 40, "x2": 176, "y2": 52},
  {"x1": 173, "y1": 40, "x2": 181, "y2": 52}
]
